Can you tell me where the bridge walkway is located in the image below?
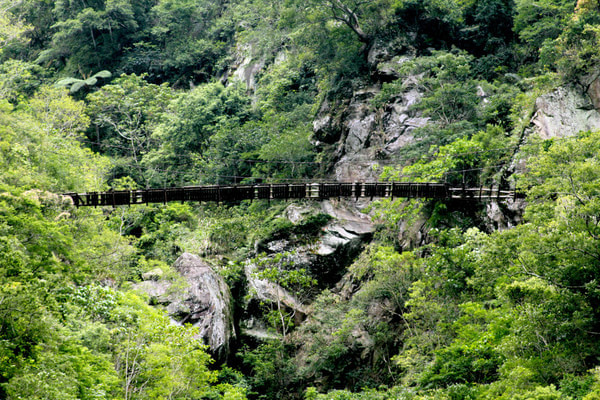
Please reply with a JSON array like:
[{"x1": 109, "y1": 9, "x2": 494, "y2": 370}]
[{"x1": 65, "y1": 182, "x2": 521, "y2": 208}]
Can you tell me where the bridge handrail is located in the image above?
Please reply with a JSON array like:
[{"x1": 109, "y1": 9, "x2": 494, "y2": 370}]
[{"x1": 64, "y1": 182, "x2": 522, "y2": 207}]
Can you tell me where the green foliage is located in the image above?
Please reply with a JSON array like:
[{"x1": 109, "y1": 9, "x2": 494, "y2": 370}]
[
  {"x1": 458, "y1": 0, "x2": 515, "y2": 59},
  {"x1": 514, "y1": 0, "x2": 575, "y2": 63},
  {"x1": 113, "y1": 202, "x2": 198, "y2": 264},
  {"x1": 0, "y1": 185, "x2": 135, "y2": 398},
  {"x1": 393, "y1": 0, "x2": 463, "y2": 50},
  {"x1": 0, "y1": 88, "x2": 109, "y2": 192},
  {"x1": 56, "y1": 70, "x2": 112, "y2": 94},
  {"x1": 387, "y1": 131, "x2": 600, "y2": 396},
  {"x1": 255, "y1": 124, "x2": 316, "y2": 181},
  {"x1": 200, "y1": 119, "x2": 269, "y2": 185},
  {"x1": 373, "y1": 50, "x2": 492, "y2": 159},
  {"x1": 419, "y1": 303, "x2": 505, "y2": 387},
  {"x1": 255, "y1": 212, "x2": 332, "y2": 252},
  {"x1": 0, "y1": 59, "x2": 46, "y2": 104},
  {"x1": 240, "y1": 341, "x2": 298, "y2": 400},
  {"x1": 4, "y1": 338, "x2": 119, "y2": 400},
  {"x1": 201, "y1": 56, "x2": 318, "y2": 184},
  {"x1": 209, "y1": 217, "x2": 254, "y2": 255},
  {"x1": 540, "y1": 6, "x2": 600, "y2": 85},
  {"x1": 124, "y1": 0, "x2": 230, "y2": 85},
  {"x1": 0, "y1": 0, "x2": 31, "y2": 53},
  {"x1": 373, "y1": 124, "x2": 514, "y2": 243},
  {"x1": 292, "y1": 248, "x2": 423, "y2": 393},
  {"x1": 200, "y1": 202, "x2": 276, "y2": 257},
  {"x1": 149, "y1": 81, "x2": 254, "y2": 185},
  {"x1": 7, "y1": 1, "x2": 600, "y2": 399},
  {"x1": 86, "y1": 73, "x2": 173, "y2": 186},
  {"x1": 394, "y1": 124, "x2": 514, "y2": 186},
  {"x1": 112, "y1": 292, "x2": 221, "y2": 400},
  {"x1": 255, "y1": 252, "x2": 317, "y2": 291},
  {"x1": 36, "y1": 0, "x2": 148, "y2": 75},
  {"x1": 252, "y1": 251, "x2": 317, "y2": 338}
]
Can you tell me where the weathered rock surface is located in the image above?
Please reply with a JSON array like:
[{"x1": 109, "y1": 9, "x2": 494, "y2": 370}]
[
  {"x1": 242, "y1": 261, "x2": 308, "y2": 342},
  {"x1": 242, "y1": 202, "x2": 375, "y2": 339},
  {"x1": 587, "y1": 76, "x2": 600, "y2": 111},
  {"x1": 532, "y1": 86, "x2": 600, "y2": 138},
  {"x1": 232, "y1": 55, "x2": 265, "y2": 91},
  {"x1": 141, "y1": 267, "x2": 163, "y2": 281},
  {"x1": 314, "y1": 70, "x2": 428, "y2": 182},
  {"x1": 259, "y1": 202, "x2": 373, "y2": 287},
  {"x1": 485, "y1": 198, "x2": 525, "y2": 231},
  {"x1": 223, "y1": 44, "x2": 272, "y2": 91},
  {"x1": 317, "y1": 200, "x2": 374, "y2": 256},
  {"x1": 485, "y1": 84, "x2": 600, "y2": 229},
  {"x1": 135, "y1": 253, "x2": 235, "y2": 361},
  {"x1": 245, "y1": 262, "x2": 308, "y2": 316}
]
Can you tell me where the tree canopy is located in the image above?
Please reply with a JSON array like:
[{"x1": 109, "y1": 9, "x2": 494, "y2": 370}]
[{"x1": 4, "y1": 0, "x2": 600, "y2": 399}]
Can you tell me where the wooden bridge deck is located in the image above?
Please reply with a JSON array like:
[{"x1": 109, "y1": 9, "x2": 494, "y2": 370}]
[{"x1": 65, "y1": 182, "x2": 521, "y2": 207}]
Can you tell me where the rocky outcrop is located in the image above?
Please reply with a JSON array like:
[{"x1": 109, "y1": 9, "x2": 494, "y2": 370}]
[
  {"x1": 232, "y1": 55, "x2": 265, "y2": 91},
  {"x1": 485, "y1": 198, "x2": 524, "y2": 231},
  {"x1": 317, "y1": 200, "x2": 374, "y2": 256},
  {"x1": 587, "y1": 76, "x2": 600, "y2": 111},
  {"x1": 223, "y1": 44, "x2": 271, "y2": 91},
  {"x1": 285, "y1": 202, "x2": 373, "y2": 285},
  {"x1": 245, "y1": 262, "x2": 308, "y2": 316},
  {"x1": 242, "y1": 202, "x2": 375, "y2": 340},
  {"x1": 313, "y1": 64, "x2": 428, "y2": 182},
  {"x1": 135, "y1": 253, "x2": 235, "y2": 361},
  {"x1": 485, "y1": 84, "x2": 600, "y2": 229},
  {"x1": 242, "y1": 260, "x2": 308, "y2": 341},
  {"x1": 531, "y1": 86, "x2": 600, "y2": 138}
]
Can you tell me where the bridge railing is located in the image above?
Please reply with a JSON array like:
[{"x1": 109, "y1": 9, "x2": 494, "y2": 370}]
[{"x1": 65, "y1": 182, "x2": 521, "y2": 207}]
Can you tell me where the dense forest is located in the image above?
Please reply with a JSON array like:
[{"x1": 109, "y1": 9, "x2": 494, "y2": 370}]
[{"x1": 3, "y1": 0, "x2": 600, "y2": 398}]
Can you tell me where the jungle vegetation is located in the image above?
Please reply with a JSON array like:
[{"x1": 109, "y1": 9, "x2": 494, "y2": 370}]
[{"x1": 2, "y1": 0, "x2": 600, "y2": 399}]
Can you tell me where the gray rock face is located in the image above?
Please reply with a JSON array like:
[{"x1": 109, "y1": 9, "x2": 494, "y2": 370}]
[
  {"x1": 227, "y1": 44, "x2": 274, "y2": 91},
  {"x1": 257, "y1": 202, "x2": 374, "y2": 286},
  {"x1": 232, "y1": 55, "x2": 265, "y2": 91},
  {"x1": 245, "y1": 262, "x2": 308, "y2": 316},
  {"x1": 141, "y1": 267, "x2": 163, "y2": 281},
  {"x1": 243, "y1": 260, "x2": 309, "y2": 341},
  {"x1": 344, "y1": 110, "x2": 376, "y2": 155},
  {"x1": 135, "y1": 253, "x2": 235, "y2": 361},
  {"x1": 485, "y1": 199, "x2": 525, "y2": 231},
  {"x1": 532, "y1": 86, "x2": 600, "y2": 138},
  {"x1": 317, "y1": 200, "x2": 374, "y2": 256},
  {"x1": 314, "y1": 72, "x2": 428, "y2": 182},
  {"x1": 243, "y1": 203, "x2": 374, "y2": 340},
  {"x1": 172, "y1": 253, "x2": 236, "y2": 359},
  {"x1": 484, "y1": 84, "x2": 600, "y2": 229},
  {"x1": 587, "y1": 76, "x2": 600, "y2": 111}
]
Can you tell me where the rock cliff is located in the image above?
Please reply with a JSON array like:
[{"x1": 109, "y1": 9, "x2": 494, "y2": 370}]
[
  {"x1": 532, "y1": 85, "x2": 600, "y2": 139},
  {"x1": 313, "y1": 68, "x2": 427, "y2": 182}
]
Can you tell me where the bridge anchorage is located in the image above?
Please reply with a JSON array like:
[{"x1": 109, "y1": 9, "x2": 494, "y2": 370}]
[{"x1": 65, "y1": 182, "x2": 523, "y2": 208}]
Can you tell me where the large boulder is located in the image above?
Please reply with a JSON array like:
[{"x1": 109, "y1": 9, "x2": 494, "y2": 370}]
[
  {"x1": 171, "y1": 253, "x2": 236, "y2": 360},
  {"x1": 135, "y1": 253, "x2": 236, "y2": 361},
  {"x1": 245, "y1": 262, "x2": 308, "y2": 316},
  {"x1": 317, "y1": 200, "x2": 374, "y2": 257}
]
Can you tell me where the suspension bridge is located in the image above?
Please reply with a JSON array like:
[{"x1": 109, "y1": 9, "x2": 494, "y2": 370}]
[{"x1": 65, "y1": 182, "x2": 522, "y2": 207}]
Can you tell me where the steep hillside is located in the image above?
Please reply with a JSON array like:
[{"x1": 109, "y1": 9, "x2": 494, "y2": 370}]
[{"x1": 3, "y1": 0, "x2": 600, "y2": 399}]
